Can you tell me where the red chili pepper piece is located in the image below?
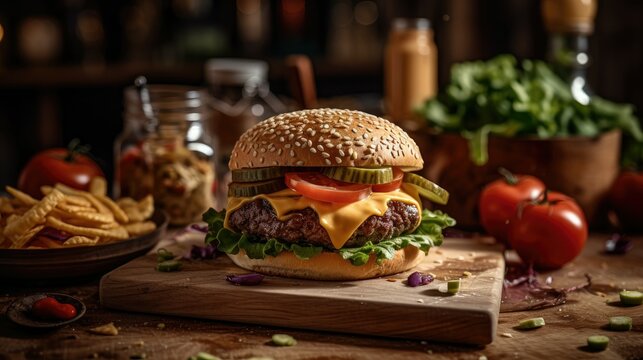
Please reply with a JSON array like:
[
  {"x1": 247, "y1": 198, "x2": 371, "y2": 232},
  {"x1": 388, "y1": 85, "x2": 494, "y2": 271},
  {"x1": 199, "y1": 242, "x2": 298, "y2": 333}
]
[{"x1": 31, "y1": 297, "x2": 77, "y2": 321}]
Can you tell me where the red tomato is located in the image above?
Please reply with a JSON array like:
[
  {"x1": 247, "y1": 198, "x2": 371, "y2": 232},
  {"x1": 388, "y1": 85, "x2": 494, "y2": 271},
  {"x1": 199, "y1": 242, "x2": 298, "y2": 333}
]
[
  {"x1": 508, "y1": 191, "x2": 587, "y2": 270},
  {"x1": 478, "y1": 170, "x2": 545, "y2": 244},
  {"x1": 31, "y1": 297, "x2": 77, "y2": 321},
  {"x1": 609, "y1": 171, "x2": 643, "y2": 231},
  {"x1": 18, "y1": 147, "x2": 104, "y2": 198},
  {"x1": 372, "y1": 167, "x2": 404, "y2": 192},
  {"x1": 285, "y1": 172, "x2": 371, "y2": 203}
]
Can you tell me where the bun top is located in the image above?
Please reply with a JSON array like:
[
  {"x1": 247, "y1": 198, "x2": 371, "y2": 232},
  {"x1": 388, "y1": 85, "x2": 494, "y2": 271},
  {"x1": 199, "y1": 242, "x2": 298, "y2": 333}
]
[{"x1": 229, "y1": 109, "x2": 423, "y2": 170}]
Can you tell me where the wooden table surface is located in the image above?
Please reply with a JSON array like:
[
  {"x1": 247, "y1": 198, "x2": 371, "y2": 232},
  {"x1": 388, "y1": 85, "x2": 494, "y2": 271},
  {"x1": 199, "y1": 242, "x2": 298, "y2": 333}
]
[{"x1": 1, "y1": 233, "x2": 641, "y2": 360}]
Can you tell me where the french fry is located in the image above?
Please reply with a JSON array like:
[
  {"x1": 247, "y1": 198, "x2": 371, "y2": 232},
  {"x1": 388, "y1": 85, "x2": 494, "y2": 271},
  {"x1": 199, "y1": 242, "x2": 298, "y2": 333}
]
[
  {"x1": 9, "y1": 224, "x2": 44, "y2": 249},
  {"x1": 3, "y1": 189, "x2": 64, "y2": 245},
  {"x1": 137, "y1": 195, "x2": 154, "y2": 220},
  {"x1": 53, "y1": 184, "x2": 112, "y2": 215},
  {"x1": 124, "y1": 221, "x2": 156, "y2": 237},
  {"x1": 58, "y1": 202, "x2": 97, "y2": 213},
  {"x1": 116, "y1": 197, "x2": 137, "y2": 208},
  {"x1": 43, "y1": 185, "x2": 93, "y2": 208},
  {"x1": 46, "y1": 216, "x2": 128, "y2": 240},
  {"x1": 63, "y1": 236, "x2": 99, "y2": 247},
  {"x1": 0, "y1": 198, "x2": 14, "y2": 214},
  {"x1": 54, "y1": 206, "x2": 115, "y2": 224},
  {"x1": 5, "y1": 186, "x2": 38, "y2": 206},
  {"x1": 123, "y1": 207, "x2": 145, "y2": 223},
  {"x1": 96, "y1": 195, "x2": 129, "y2": 223},
  {"x1": 89, "y1": 177, "x2": 107, "y2": 197}
]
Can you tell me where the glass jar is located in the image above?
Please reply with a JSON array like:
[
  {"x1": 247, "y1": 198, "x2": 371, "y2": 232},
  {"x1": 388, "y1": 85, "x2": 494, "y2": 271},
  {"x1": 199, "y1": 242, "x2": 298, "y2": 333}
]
[
  {"x1": 115, "y1": 85, "x2": 216, "y2": 225},
  {"x1": 204, "y1": 59, "x2": 286, "y2": 202},
  {"x1": 385, "y1": 18, "x2": 437, "y2": 129}
]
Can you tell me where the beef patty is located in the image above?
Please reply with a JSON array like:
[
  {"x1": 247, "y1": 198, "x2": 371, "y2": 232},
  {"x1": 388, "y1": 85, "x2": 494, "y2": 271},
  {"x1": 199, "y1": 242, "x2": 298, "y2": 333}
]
[{"x1": 227, "y1": 199, "x2": 420, "y2": 249}]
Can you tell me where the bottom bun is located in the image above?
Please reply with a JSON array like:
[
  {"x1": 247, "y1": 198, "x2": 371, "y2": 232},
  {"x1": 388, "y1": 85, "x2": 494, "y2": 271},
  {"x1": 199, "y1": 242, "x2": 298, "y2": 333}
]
[{"x1": 227, "y1": 246, "x2": 427, "y2": 281}]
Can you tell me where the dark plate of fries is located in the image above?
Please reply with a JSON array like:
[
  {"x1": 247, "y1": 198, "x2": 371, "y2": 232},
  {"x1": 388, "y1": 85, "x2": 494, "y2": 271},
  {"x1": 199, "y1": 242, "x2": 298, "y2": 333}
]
[
  {"x1": 0, "y1": 209, "x2": 167, "y2": 281},
  {"x1": 0, "y1": 180, "x2": 168, "y2": 280}
]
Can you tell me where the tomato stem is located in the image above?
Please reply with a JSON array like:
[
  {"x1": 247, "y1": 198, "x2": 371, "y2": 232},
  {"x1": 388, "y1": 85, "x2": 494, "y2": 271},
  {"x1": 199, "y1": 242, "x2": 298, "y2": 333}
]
[
  {"x1": 65, "y1": 138, "x2": 91, "y2": 162},
  {"x1": 498, "y1": 167, "x2": 518, "y2": 185}
]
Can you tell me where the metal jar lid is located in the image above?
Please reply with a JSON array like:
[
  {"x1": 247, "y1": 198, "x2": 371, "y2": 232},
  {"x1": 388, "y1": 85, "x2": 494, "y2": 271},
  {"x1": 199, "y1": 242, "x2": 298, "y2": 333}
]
[{"x1": 204, "y1": 59, "x2": 268, "y2": 86}]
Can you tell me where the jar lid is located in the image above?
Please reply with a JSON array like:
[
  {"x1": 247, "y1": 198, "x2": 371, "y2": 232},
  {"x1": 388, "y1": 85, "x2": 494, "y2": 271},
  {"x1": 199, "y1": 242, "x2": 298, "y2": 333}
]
[
  {"x1": 204, "y1": 59, "x2": 268, "y2": 86},
  {"x1": 391, "y1": 18, "x2": 431, "y2": 31}
]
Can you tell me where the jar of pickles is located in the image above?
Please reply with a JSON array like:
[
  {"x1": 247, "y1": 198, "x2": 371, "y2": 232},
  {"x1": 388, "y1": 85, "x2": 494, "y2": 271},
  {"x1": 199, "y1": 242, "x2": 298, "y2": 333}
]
[{"x1": 115, "y1": 85, "x2": 216, "y2": 225}]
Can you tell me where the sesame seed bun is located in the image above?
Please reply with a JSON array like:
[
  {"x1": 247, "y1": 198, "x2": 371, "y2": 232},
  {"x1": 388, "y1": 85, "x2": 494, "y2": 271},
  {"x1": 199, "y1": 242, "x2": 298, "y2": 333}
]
[
  {"x1": 229, "y1": 109, "x2": 423, "y2": 171},
  {"x1": 227, "y1": 246, "x2": 426, "y2": 280}
]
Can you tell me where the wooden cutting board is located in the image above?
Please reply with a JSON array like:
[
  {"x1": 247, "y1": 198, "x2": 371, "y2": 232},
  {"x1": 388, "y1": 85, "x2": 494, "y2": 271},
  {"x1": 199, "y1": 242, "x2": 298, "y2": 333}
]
[{"x1": 100, "y1": 238, "x2": 504, "y2": 345}]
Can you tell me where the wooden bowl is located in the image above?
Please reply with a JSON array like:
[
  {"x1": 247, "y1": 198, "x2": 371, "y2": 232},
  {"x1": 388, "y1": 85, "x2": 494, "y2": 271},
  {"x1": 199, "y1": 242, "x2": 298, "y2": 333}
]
[
  {"x1": 0, "y1": 210, "x2": 168, "y2": 281},
  {"x1": 411, "y1": 130, "x2": 621, "y2": 229}
]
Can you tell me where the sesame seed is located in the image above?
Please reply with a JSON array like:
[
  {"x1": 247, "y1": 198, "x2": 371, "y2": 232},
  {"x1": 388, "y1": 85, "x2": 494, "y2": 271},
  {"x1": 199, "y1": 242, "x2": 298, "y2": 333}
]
[
  {"x1": 363, "y1": 133, "x2": 369, "y2": 139},
  {"x1": 321, "y1": 152, "x2": 330, "y2": 158},
  {"x1": 355, "y1": 141, "x2": 365, "y2": 147},
  {"x1": 296, "y1": 160, "x2": 304, "y2": 166},
  {"x1": 279, "y1": 137, "x2": 285, "y2": 142},
  {"x1": 310, "y1": 148, "x2": 317, "y2": 153},
  {"x1": 260, "y1": 148, "x2": 266, "y2": 153},
  {"x1": 351, "y1": 152, "x2": 358, "y2": 160},
  {"x1": 325, "y1": 143, "x2": 334, "y2": 148},
  {"x1": 317, "y1": 145, "x2": 324, "y2": 151},
  {"x1": 324, "y1": 159, "x2": 332, "y2": 165},
  {"x1": 285, "y1": 144, "x2": 291, "y2": 148},
  {"x1": 307, "y1": 140, "x2": 313, "y2": 147},
  {"x1": 295, "y1": 142, "x2": 301, "y2": 147},
  {"x1": 260, "y1": 157, "x2": 265, "y2": 163},
  {"x1": 290, "y1": 150, "x2": 295, "y2": 157},
  {"x1": 344, "y1": 141, "x2": 353, "y2": 146},
  {"x1": 335, "y1": 157, "x2": 342, "y2": 164},
  {"x1": 272, "y1": 161, "x2": 278, "y2": 166},
  {"x1": 338, "y1": 149, "x2": 345, "y2": 156},
  {"x1": 252, "y1": 150, "x2": 258, "y2": 157},
  {"x1": 277, "y1": 149, "x2": 283, "y2": 155}
]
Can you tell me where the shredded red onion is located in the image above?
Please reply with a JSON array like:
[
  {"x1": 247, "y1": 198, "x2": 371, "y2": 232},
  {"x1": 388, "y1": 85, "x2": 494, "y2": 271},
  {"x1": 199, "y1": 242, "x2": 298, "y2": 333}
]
[
  {"x1": 604, "y1": 233, "x2": 632, "y2": 255},
  {"x1": 184, "y1": 244, "x2": 216, "y2": 260},
  {"x1": 37, "y1": 227, "x2": 71, "y2": 241},
  {"x1": 226, "y1": 273, "x2": 264, "y2": 286},
  {"x1": 406, "y1": 271, "x2": 434, "y2": 287},
  {"x1": 190, "y1": 224, "x2": 208, "y2": 233}
]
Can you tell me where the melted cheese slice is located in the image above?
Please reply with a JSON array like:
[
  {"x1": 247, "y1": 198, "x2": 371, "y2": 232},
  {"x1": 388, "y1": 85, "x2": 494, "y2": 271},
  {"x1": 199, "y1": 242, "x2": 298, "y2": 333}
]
[{"x1": 225, "y1": 186, "x2": 422, "y2": 249}]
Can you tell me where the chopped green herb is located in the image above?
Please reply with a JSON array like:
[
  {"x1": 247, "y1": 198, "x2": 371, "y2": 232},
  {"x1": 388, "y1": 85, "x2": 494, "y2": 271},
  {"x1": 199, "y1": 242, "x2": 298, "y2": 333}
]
[
  {"x1": 157, "y1": 248, "x2": 175, "y2": 262},
  {"x1": 272, "y1": 334, "x2": 297, "y2": 347},
  {"x1": 187, "y1": 352, "x2": 221, "y2": 360},
  {"x1": 587, "y1": 335, "x2": 609, "y2": 351},
  {"x1": 156, "y1": 260, "x2": 182, "y2": 272},
  {"x1": 619, "y1": 290, "x2": 643, "y2": 306},
  {"x1": 447, "y1": 279, "x2": 461, "y2": 294},
  {"x1": 518, "y1": 317, "x2": 545, "y2": 330},
  {"x1": 609, "y1": 316, "x2": 632, "y2": 331}
]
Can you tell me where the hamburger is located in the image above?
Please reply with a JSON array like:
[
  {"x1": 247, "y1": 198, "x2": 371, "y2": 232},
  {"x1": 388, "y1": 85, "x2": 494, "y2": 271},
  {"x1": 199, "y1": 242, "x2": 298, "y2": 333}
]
[{"x1": 203, "y1": 109, "x2": 454, "y2": 280}]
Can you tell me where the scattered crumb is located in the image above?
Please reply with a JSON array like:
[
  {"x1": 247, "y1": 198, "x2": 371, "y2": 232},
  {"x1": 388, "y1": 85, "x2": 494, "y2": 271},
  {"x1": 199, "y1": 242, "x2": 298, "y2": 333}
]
[
  {"x1": 89, "y1": 323, "x2": 119, "y2": 336},
  {"x1": 456, "y1": 256, "x2": 465, "y2": 261},
  {"x1": 386, "y1": 278, "x2": 397, "y2": 282},
  {"x1": 416, "y1": 299, "x2": 424, "y2": 303},
  {"x1": 157, "y1": 323, "x2": 165, "y2": 329},
  {"x1": 479, "y1": 356, "x2": 488, "y2": 360},
  {"x1": 558, "y1": 308, "x2": 563, "y2": 312},
  {"x1": 433, "y1": 259, "x2": 443, "y2": 265},
  {"x1": 501, "y1": 332, "x2": 513, "y2": 338},
  {"x1": 463, "y1": 271, "x2": 472, "y2": 278}
]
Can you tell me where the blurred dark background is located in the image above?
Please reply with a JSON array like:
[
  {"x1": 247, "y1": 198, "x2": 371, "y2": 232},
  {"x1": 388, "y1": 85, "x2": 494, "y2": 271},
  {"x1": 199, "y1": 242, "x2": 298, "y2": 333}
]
[{"x1": 0, "y1": 0, "x2": 641, "y2": 186}]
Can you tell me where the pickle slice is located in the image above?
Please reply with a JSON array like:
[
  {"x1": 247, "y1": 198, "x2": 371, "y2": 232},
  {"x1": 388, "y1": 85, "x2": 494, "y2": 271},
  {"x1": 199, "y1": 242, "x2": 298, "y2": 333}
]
[
  {"x1": 228, "y1": 178, "x2": 287, "y2": 197},
  {"x1": 403, "y1": 173, "x2": 449, "y2": 204},
  {"x1": 231, "y1": 167, "x2": 286, "y2": 183},
  {"x1": 322, "y1": 167, "x2": 393, "y2": 184}
]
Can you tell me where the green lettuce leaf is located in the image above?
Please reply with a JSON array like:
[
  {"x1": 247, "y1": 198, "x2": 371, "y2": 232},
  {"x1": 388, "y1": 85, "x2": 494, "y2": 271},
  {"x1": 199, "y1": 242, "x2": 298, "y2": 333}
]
[{"x1": 202, "y1": 208, "x2": 455, "y2": 267}]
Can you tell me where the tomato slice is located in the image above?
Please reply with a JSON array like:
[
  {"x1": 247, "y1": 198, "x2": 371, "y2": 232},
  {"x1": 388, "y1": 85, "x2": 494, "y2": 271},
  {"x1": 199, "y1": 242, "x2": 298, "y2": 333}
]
[
  {"x1": 372, "y1": 167, "x2": 404, "y2": 192},
  {"x1": 285, "y1": 172, "x2": 372, "y2": 203}
]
